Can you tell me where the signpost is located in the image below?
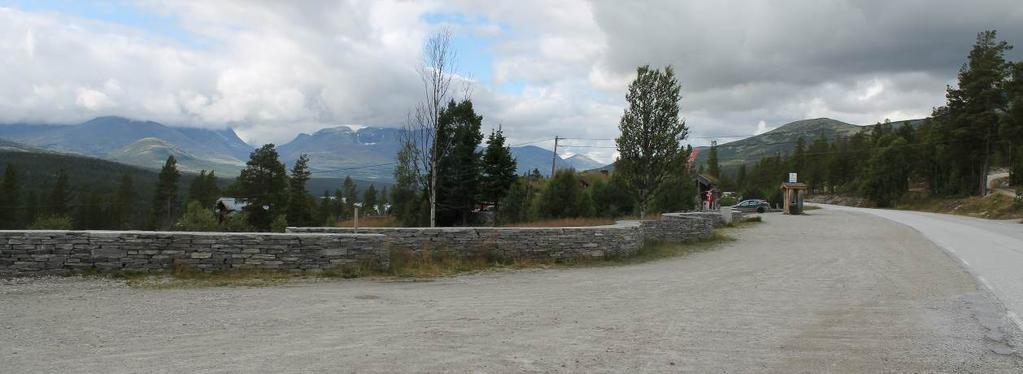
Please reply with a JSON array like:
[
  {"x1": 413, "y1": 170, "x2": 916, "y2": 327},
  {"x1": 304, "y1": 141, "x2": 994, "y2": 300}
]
[{"x1": 788, "y1": 172, "x2": 798, "y2": 183}]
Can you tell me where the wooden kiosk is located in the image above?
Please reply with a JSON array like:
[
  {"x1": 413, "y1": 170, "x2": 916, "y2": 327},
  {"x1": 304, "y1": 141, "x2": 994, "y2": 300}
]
[{"x1": 780, "y1": 182, "x2": 807, "y2": 215}]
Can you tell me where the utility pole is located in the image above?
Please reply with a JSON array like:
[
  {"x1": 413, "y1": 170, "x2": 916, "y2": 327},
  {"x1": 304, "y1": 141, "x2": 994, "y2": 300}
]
[{"x1": 550, "y1": 136, "x2": 559, "y2": 178}]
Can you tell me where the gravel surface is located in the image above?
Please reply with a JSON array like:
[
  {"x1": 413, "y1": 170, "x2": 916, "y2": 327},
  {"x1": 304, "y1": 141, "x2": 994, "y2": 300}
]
[{"x1": 1, "y1": 208, "x2": 1021, "y2": 373}]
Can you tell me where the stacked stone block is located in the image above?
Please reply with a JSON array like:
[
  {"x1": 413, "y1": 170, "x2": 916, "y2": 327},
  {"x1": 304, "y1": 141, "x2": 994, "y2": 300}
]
[{"x1": 0, "y1": 231, "x2": 388, "y2": 277}]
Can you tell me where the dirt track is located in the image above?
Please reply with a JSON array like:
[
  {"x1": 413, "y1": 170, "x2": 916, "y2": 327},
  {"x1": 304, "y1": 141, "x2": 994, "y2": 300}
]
[{"x1": 2, "y1": 208, "x2": 1021, "y2": 373}]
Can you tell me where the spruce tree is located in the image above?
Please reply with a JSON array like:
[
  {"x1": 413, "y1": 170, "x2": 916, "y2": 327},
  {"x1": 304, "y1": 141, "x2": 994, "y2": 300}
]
[
  {"x1": 392, "y1": 141, "x2": 422, "y2": 225},
  {"x1": 150, "y1": 156, "x2": 180, "y2": 229},
  {"x1": 187, "y1": 170, "x2": 220, "y2": 208},
  {"x1": 342, "y1": 176, "x2": 357, "y2": 214},
  {"x1": 0, "y1": 164, "x2": 20, "y2": 228},
  {"x1": 48, "y1": 169, "x2": 70, "y2": 217},
  {"x1": 434, "y1": 99, "x2": 484, "y2": 226},
  {"x1": 931, "y1": 30, "x2": 1013, "y2": 195},
  {"x1": 236, "y1": 144, "x2": 289, "y2": 231},
  {"x1": 480, "y1": 128, "x2": 517, "y2": 222},
  {"x1": 363, "y1": 184, "x2": 377, "y2": 215},
  {"x1": 706, "y1": 143, "x2": 720, "y2": 179},
  {"x1": 615, "y1": 65, "x2": 688, "y2": 219},
  {"x1": 111, "y1": 174, "x2": 136, "y2": 229},
  {"x1": 286, "y1": 154, "x2": 315, "y2": 227}
]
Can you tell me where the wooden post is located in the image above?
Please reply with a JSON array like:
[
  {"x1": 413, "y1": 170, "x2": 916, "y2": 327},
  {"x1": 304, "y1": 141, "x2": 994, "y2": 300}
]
[{"x1": 353, "y1": 206, "x2": 360, "y2": 233}]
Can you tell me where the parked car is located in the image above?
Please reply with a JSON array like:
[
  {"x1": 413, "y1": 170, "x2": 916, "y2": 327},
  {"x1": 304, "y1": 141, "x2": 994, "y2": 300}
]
[{"x1": 733, "y1": 199, "x2": 769, "y2": 213}]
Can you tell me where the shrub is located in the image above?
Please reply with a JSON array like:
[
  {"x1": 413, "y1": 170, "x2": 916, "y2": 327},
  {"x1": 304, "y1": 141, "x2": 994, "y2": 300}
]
[
  {"x1": 220, "y1": 212, "x2": 254, "y2": 232},
  {"x1": 29, "y1": 215, "x2": 74, "y2": 230},
  {"x1": 174, "y1": 201, "x2": 219, "y2": 232},
  {"x1": 270, "y1": 215, "x2": 288, "y2": 233}
]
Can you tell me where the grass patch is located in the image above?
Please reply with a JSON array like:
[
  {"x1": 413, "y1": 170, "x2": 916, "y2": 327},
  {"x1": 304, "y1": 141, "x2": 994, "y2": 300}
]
[
  {"x1": 897, "y1": 193, "x2": 1023, "y2": 220},
  {"x1": 86, "y1": 222, "x2": 757, "y2": 288},
  {"x1": 336, "y1": 216, "x2": 401, "y2": 227}
]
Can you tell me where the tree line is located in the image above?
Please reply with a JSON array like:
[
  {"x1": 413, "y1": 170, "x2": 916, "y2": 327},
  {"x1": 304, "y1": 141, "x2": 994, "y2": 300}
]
[
  {"x1": 0, "y1": 145, "x2": 391, "y2": 231},
  {"x1": 706, "y1": 31, "x2": 1023, "y2": 208}
]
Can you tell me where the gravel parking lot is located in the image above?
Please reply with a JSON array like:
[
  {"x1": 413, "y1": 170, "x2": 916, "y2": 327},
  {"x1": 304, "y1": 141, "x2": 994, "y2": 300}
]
[{"x1": 2, "y1": 208, "x2": 1021, "y2": 373}]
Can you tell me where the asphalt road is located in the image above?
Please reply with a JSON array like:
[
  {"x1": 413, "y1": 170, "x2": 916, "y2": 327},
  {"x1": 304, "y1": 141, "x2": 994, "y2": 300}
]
[
  {"x1": 821, "y1": 204, "x2": 1023, "y2": 331},
  {"x1": 1, "y1": 209, "x2": 1021, "y2": 373}
]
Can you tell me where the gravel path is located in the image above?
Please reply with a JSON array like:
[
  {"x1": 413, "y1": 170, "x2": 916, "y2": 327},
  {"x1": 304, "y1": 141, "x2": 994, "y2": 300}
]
[{"x1": 1, "y1": 208, "x2": 1021, "y2": 373}]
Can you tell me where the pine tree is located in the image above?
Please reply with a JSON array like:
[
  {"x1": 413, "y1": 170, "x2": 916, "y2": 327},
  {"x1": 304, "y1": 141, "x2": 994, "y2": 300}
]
[
  {"x1": 0, "y1": 164, "x2": 20, "y2": 228},
  {"x1": 931, "y1": 30, "x2": 1013, "y2": 195},
  {"x1": 735, "y1": 163, "x2": 748, "y2": 193},
  {"x1": 1004, "y1": 61, "x2": 1023, "y2": 187},
  {"x1": 317, "y1": 190, "x2": 333, "y2": 226},
  {"x1": 286, "y1": 154, "x2": 315, "y2": 227},
  {"x1": 74, "y1": 191, "x2": 106, "y2": 229},
  {"x1": 236, "y1": 144, "x2": 289, "y2": 231},
  {"x1": 48, "y1": 169, "x2": 70, "y2": 216},
  {"x1": 392, "y1": 141, "x2": 421, "y2": 225},
  {"x1": 791, "y1": 137, "x2": 807, "y2": 177},
  {"x1": 150, "y1": 156, "x2": 180, "y2": 229},
  {"x1": 479, "y1": 128, "x2": 517, "y2": 223},
  {"x1": 111, "y1": 174, "x2": 136, "y2": 229},
  {"x1": 706, "y1": 143, "x2": 720, "y2": 179},
  {"x1": 342, "y1": 176, "x2": 357, "y2": 215},
  {"x1": 24, "y1": 190, "x2": 38, "y2": 227},
  {"x1": 615, "y1": 65, "x2": 688, "y2": 219},
  {"x1": 363, "y1": 184, "x2": 378, "y2": 215},
  {"x1": 187, "y1": 170, "x2": 219, "y2": 208}
]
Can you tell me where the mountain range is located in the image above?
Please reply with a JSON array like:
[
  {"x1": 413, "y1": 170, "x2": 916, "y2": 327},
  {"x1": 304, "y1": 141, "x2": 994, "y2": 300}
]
[{"x1": 0, "y1": 116, "x2": 606, "y2": 181}]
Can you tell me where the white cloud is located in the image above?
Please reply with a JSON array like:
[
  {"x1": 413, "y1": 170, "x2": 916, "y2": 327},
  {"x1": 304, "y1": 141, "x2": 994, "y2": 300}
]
[
  {"x1": 75, "y1": 88, "x2": 114, "y2": 111},
  {"x1": 0, "y1": 0, "x2": 1021, "y2": 151}
]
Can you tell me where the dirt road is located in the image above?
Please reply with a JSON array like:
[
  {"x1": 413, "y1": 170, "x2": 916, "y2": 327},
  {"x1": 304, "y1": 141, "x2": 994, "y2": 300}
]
[{"x1": 2, "y1": 209, "x2": 1021, "y2": 372}]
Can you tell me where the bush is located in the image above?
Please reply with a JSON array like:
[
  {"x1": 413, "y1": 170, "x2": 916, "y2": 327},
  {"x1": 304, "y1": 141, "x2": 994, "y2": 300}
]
[
  {"x1": 220, "y1": 212, "x2": 254, "y2": 232},
  {"x1": 174, "y1": 201, "x2": 219, "y2": 232},
  {"x1": 719, "y1": 195, "x2": 739, "y2": 207},
  {"x1": 270, "y1": 215, "x2": 288, "y2": 233},
  {"x1": 30, "y1": 215, "x2": 73, "y2": 230}
]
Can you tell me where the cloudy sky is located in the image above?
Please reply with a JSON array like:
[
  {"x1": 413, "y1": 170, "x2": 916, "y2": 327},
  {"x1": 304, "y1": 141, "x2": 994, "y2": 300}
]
[{"x1": 2, "y1": 0, "x2": 1022, "y2": 162}]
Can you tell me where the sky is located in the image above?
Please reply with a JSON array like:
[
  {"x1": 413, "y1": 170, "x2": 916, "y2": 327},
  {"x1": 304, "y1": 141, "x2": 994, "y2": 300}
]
[{"x1": 1, "y1": 0, "x2": 1022, "y2": 163}]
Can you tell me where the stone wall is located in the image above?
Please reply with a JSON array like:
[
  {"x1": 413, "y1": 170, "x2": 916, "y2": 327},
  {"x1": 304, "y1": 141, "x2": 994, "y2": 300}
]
[
  {"x1": 289, "y1": 212, "x2": 718, "y2": 262},
  {"x1": 0, "y1": 231, "x2": 388, "y2": 277},
  {"x1": 0, "y1": 212, "x2": 721, "y2": 277},
  {"x1": 640, "y1": 213, "x2": 715, "y2": 242},
  {"x1": 287, "y1": 221, "x2": 644, "y2": 261}
]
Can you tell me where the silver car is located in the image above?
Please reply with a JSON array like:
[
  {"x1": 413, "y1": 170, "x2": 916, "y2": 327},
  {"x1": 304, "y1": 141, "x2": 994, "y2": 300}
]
[{"x1": 733, "y1": 199, "x2": 769, "y2": 213}]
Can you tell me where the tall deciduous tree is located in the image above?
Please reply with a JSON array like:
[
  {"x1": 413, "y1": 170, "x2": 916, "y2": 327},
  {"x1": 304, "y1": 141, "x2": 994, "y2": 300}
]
[
  {"x1": 150, "y1": 156, "x2": 180, "y2": 229},
  {"x1": 286, "y1": 154, "x2": 315, "y2": 227},
  {"x1": 236, "y1": 144, "x2": 289, "y2": 231},
  {"x1": 615, "y1": 65, "x2": 688, "y2": 219},
  {"x1": 480, "y1": 128, "x2": 517, "y2": 223},
  {"x1": 401, "y1": 29, "x2": 462, "y2": 227}
]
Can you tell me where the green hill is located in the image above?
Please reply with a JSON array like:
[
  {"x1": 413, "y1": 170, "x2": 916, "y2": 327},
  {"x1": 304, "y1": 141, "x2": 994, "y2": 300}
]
[
  {"x1": 695, "y1": 117, "x2": 926, "y2": 169},
  {"x1": 107, "y1": 137, "x2": 244, "y2": 176}
]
